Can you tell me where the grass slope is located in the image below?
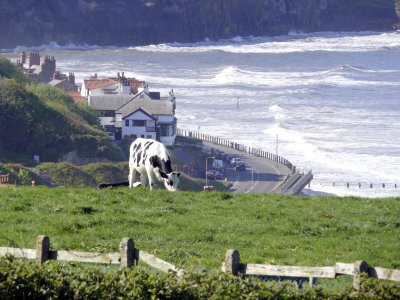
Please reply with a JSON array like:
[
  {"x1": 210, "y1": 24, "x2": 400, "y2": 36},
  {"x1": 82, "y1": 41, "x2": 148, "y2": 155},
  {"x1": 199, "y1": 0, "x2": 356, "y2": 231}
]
[{"x1": 0, "y1": 187, "x2": 399, "y2": 274}]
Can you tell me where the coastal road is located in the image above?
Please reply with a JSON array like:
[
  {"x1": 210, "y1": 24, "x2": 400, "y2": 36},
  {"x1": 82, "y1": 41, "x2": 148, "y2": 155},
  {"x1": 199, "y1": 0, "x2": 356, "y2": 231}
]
[{"x1": 202, "y1": 142, "x2": 291, "y2": 194}]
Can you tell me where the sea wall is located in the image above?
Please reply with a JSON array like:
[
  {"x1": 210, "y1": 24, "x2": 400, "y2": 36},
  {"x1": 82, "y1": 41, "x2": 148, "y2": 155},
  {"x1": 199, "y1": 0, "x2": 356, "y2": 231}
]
[{"x1": 0, "y1": 0, "x2": 398, "y2": 49}]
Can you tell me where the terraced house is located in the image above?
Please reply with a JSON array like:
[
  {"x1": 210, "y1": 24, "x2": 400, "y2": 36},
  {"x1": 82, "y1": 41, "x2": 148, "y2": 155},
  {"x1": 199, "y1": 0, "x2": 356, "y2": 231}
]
[{"x1": 86, "y1": 74, "x2": 177, "y2": 145}]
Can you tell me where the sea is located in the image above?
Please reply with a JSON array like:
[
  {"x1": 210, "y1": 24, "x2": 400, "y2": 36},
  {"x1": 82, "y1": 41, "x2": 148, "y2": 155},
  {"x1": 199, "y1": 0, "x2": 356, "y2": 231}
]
[{"x1": 2, "y1": 31, "x2": 400, "y2": 198}]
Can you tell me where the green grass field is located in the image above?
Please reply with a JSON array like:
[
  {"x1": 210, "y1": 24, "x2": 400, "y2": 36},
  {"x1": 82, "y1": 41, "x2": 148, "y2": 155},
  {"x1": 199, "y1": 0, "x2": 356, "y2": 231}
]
[{"x1": 0, "y1": 186, "x2": 399, "y2": 275}]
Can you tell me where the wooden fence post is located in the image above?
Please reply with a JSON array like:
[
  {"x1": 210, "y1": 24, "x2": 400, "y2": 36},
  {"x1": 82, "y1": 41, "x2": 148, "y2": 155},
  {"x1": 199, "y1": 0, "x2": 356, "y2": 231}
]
[
  {"x1": 353, "y1": 260, "x2": 369, "y2": 292},
  {"x1": 120, "y1": 237, "x2": 135, "y2": 268},
  {"x1": 36, "y1": 235, "x2": 50, "y2": 265},
  {"x1": 225, "y1": 249, "x2": 241, "y2": 276}
]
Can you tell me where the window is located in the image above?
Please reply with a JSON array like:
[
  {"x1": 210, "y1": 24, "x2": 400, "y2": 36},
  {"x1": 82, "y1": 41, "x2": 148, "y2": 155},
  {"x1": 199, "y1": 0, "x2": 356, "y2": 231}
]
[
  {"x1": 147, "y1": 135, "x2": 152, "y2": 139},
  {"x1": 141, "y1": 135, "x2": 145, "y2": 138},
  {"x1": 133, "y1": 120, "x2": 146, "y2": 126},
  {"x1": 160, "y1": 125, "x2": 169, "y2": 137},
  {"x1": 98, "y1": 110, "x2": 114, "y2": 117},
  {"x1": 146, "y1": 120, "x2": 156, "y2": 132},
  {"x1": 125, "y1": 120, "x2": 130, "y2": 127},
  {"x1": 104, "y1": 125, "x2": 115, "y2": 133}
]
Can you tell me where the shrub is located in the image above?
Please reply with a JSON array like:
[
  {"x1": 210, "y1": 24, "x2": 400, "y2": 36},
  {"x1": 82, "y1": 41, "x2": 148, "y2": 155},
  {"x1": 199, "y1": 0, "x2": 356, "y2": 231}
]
[
  {"x1": 37, "y1": 162, "x2": 96, "y2": 187},
  {"x1": 81, "y1": 163, "x2": 127, "y2": 184},
  {"x1": 0, "y1": 163, "x2": 40, "y2": 185},
  {"x1": 120, "y1": 135, "x2": 136, "y2": 158},
  {"x1": 72, "y1": 134, "x2": 123, "y2": 161},
  {"x1": 0, "y1": 256, "x2": 399, "y2": 299}
]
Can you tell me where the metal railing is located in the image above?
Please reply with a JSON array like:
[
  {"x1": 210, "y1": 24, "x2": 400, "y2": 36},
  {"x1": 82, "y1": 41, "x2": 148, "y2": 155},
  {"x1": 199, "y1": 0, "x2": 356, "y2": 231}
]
[{"x1": 177, "y1": 128, "x2": 295, "y2": 173}]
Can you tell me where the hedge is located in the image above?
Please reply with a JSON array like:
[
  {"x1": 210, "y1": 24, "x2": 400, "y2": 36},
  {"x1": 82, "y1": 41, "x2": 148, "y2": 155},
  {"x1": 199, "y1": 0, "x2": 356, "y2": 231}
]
[{"x1": 0, "y1": 256, "x2": 399, "y2": 299}]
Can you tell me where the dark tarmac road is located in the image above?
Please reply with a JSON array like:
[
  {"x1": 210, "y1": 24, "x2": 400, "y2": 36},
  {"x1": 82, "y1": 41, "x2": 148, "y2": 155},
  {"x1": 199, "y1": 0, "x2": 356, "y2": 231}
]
[{"x1": 203, "y1": 142, "x2": 291, "y2": 194}]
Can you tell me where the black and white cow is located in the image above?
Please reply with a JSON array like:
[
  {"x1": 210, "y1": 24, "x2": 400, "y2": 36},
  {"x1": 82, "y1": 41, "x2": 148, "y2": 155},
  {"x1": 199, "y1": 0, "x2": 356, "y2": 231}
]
[{"x1": 129, "y1": 138, "x2": 180, "y2": 191}]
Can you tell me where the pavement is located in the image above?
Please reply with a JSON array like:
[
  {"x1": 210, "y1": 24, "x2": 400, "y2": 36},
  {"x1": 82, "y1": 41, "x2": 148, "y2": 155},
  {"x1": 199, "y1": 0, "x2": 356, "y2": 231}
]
[{"x1": 202, "y1": 141, "x2": 292, "y2": 194}]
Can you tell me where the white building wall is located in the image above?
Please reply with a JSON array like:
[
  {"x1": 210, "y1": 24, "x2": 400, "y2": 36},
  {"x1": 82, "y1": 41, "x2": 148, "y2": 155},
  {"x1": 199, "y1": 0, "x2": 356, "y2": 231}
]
[
  {"x1": 89, "y1": 84, "x2": 119, "y2": 96},
  {"x1": 157, "y1": 115, "x2": 174, "y2": 123},
  {"x1": 122, "y1": 111, "x2": 156, "y2": 139},
  {"x1": 116, "y1": 113, "x2": 122, "y2": 122},
  {"x1": 81, "y1": 83, "x2": 120, "y2": 97},
  {"x1": 99, "y1": 117, "x2": 115, "y2": 127},
  {"x1": 80, "y1": 82, "x2": 87, "y2": 97}
]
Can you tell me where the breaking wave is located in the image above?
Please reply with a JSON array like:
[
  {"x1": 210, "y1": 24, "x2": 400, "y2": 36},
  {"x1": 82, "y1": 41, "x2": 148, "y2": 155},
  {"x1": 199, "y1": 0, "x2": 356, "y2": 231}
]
[
  {"x1": 5, "y1": 42, "x2": 116, "y2": 52},
  {"x1": 132, "y1": 31, "x2": 400, "y2": 54}
]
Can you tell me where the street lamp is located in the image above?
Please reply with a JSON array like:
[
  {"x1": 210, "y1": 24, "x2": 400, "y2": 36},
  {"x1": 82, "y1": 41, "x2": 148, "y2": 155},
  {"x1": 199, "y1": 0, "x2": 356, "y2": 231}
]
[{"x1": 205, "y1": 156, "x2": 215, "y2": 188}]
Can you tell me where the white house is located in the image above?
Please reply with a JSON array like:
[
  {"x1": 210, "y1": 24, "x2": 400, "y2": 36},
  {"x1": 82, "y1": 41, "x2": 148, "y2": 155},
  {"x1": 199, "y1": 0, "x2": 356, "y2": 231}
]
[
  {"x1": 81, "y1": 73, "x2": 145, "y2": 98},
  {"x1": 81, "y1": 77, "x2": 118, "y2": 97},
  {"x1": 116, "y1": 92, "x2": 177, "y2": 145},
  {"x1": 88, "y1": 89, "x2": 177, "y2": 145}
]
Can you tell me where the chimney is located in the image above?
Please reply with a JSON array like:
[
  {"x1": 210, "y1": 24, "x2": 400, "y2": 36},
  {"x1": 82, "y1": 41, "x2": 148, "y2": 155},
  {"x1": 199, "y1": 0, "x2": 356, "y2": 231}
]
[
  {"x1": 28, "y1": 52, "x2": 33, "y2": 67},
  {"x1": 28, "y1": 52, "x2": 40, "y2": 67},
  {"x1": 53, "y1": 71, "x2": 61, "y2": 80},
  {"x1": 20, "y1": 51, "x2": 26, "y2": 65},
  {"x1": 68, "y1": 72, "x2": 75, "y2": 85}
]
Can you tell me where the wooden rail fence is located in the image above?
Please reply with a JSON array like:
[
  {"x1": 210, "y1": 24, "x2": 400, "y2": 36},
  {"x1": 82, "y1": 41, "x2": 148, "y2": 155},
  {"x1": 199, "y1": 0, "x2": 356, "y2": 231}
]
[
  {"x1": 222, "y1": 249, "x2": 400, "y2": 291},
  {"x1": 0, "y1": 235, "x2": 184, "y2": 277}
]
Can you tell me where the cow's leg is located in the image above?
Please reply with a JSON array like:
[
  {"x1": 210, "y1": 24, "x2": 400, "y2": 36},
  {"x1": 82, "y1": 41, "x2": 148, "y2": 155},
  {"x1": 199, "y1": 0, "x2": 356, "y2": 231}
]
[
  {"x1": 146, "y1": 165, "x2": 155, "y2": 190},
  {"x1": 140, "y1": 171, "x2": 147, "y2": 187},
  {"x1": 128, "y1": 163, "x2": 137, "y2": 188}
]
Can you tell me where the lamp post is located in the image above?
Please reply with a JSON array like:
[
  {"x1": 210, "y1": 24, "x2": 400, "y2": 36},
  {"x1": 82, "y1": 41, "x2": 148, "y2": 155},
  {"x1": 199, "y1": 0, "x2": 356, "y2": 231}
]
[{"x1": 205, "y1": 156, "x2": 215, "y2": 188}]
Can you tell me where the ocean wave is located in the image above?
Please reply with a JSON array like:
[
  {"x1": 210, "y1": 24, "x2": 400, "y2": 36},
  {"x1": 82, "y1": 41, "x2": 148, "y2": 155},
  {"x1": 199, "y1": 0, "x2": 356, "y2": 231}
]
[
  {"x1": 137, "y1": 65, "x2": 400, "y2": 89},
  {"x1": 208, "y1": 66, "x2": 400, "y2": 88},
  {"x1": 262, "y1": 122, "x2": 400, "y2": 185},
  {"x1": 130, "y1": 31, "x2": 400, "y2": 54},
  {"x1": 6, "y1": 41, "x2": 117, "y2": 52},
  {"x1": 4, "y1": 31, "x2": 399, "y2": 54}
]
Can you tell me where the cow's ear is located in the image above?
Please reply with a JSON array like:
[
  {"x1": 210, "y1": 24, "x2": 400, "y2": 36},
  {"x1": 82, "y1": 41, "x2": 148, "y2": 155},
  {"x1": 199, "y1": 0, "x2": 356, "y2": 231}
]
[
  {"x1": 175, "y1": 172, "x2": 181, "y2": 177},
  {"x1": 159, "y1": 170, "x2": 168, "y2": 179}
]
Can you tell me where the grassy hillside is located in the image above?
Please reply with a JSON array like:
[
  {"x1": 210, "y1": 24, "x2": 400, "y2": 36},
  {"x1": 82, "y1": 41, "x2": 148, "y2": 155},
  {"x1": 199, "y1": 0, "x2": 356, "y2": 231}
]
[
  {"x1": 0, "y1": 56, "x2": 122, "y2": 162},
  {"x1": 0, "y1": 187, "x2": 398, "y2": 275}
]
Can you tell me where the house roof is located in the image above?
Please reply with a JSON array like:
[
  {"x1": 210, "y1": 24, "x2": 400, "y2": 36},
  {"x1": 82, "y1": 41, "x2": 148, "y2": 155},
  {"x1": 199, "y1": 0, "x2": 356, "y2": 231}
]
[
  {"x1": 68, "y1": 91, "x2": 87, "y2": 103},
  {"x1": 84, "y1": 79, "x2": 117, "y2": 90},
  {"x1": 108, "y1": 77, "x2": 145, "y2": 94},
  {"x1": 48, "y1": 79, "x2": 65, "y2": 86},
  {"x1": 89, "y1": 95, "x2": 134, "y2": 110},
  {"x1": 125, "y1": 108, "x2": 157, "y2": 120},
  {"x1": 117, "y1": 96, "x2": 174, "y2": 118}
]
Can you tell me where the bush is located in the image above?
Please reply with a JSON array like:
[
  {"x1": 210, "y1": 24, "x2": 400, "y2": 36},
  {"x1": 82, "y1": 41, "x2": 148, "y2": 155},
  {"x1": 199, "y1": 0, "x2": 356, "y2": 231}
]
[
  {"x1": 0, "y1": 163, "x2": 40, "y2": 185},
  {"x1": 81, "y1": 163, "x2": 127, "y2": 184},
  {"x1": 0, "y1": 256, "x2": 399, "y2": 299},
  {"x1": 0, "y1": 56, "x2": 31, "y2": 84},
  {"x1": 72, "y1": 134, "x2": 123, "y2": 161},
  {"x1": 120, "y1": 135, "x2": 136, "y2": 158},
  {"x1": 36, "y1": 162, "x2": 96, "y2": 187}
]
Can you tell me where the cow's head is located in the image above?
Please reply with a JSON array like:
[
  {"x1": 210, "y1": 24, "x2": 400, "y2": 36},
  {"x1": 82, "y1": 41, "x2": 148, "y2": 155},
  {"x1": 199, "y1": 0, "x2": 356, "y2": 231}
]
[{"x1": 159, "y1": 171, "x2": 180, "y2": 192}]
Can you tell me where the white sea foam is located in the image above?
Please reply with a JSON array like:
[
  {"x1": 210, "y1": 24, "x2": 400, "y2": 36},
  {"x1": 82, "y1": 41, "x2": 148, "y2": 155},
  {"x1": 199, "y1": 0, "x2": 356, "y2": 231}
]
[
  {"x1": 8, "y1": 41, "x2": 114, "y2": 52},
  {"x1": 132, "y1": 31, "x2": 400, "y2": 54}
]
